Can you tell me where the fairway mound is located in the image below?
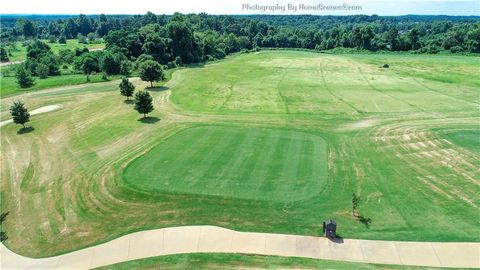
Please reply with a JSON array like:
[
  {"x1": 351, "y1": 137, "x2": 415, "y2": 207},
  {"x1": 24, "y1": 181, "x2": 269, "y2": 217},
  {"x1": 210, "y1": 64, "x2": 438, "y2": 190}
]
[{"x1": 122, "y1": 125, "x2": 328, "y2": 202}]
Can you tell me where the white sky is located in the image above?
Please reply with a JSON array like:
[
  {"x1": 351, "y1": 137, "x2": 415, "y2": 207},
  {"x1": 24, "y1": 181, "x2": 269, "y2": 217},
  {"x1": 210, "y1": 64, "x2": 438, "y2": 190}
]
[{"x1": 1, "y1": 0, "x2": 479, "y2": 15}]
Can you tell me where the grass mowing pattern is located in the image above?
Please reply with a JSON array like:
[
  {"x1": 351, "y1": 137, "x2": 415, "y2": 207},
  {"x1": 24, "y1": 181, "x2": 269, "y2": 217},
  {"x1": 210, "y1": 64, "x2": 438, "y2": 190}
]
[
  {"x1": 441, "y1": 129, "x2": 480, "y2": 153},
  {"x1": 171, "y1": 51, "x2": 479, "y2": 116},
  {"x1": 123, "y1": 125, "x2": 328, "y2": 202},
  {"x1": 1, "y1": 51, "x2": 479, "y2": 257}
]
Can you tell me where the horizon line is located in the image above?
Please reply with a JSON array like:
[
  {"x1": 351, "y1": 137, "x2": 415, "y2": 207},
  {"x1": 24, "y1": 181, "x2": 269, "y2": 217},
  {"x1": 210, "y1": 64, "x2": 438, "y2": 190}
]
[{"x1": 1, "y1": 13, "x2": 479, "y2": 17}]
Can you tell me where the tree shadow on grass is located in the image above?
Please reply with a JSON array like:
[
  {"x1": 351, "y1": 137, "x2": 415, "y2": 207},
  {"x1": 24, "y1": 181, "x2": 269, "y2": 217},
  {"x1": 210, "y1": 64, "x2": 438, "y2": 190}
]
[
  {"x1": 185, "y1": 62, "x2": 206, "y2": 69},
  {"x1": 147, "y1": 86, "x2": 169, "y2": 92},
  {"x1": 138, "y1": 117, "x2": 160, "y2": 124},
  {"x1": 123, "y1": 99, "x2": 134, "y2": 104},
  {"x1": 358, "y1": 215, "x2": 372, "y2": 229},
  {"x1": 17, "y1": 126, "x2": 34, "y2": 134}
]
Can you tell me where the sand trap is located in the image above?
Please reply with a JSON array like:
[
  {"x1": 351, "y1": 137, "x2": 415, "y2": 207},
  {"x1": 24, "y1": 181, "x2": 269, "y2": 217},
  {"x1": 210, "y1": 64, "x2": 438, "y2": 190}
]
[
  {"x1": 30, "y1": 105, "x2": 62, "y2": 114},
  {"x1": 0, "y1": 104, "x2": 62, "y2": 127},
  {"x1": 346, "y1": 119, "x2": 376, "y2": 129}
]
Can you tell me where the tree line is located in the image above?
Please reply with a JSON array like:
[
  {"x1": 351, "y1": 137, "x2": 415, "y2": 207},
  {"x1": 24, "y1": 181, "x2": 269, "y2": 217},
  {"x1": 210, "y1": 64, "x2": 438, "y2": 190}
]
[{"x1": 1, "y1": 13, "x2": 479, "y2": 62}]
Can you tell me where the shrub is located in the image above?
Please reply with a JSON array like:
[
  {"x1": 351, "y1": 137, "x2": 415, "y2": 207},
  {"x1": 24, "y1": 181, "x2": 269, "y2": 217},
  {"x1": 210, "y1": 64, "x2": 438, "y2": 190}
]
[
  {"x1": 48, "y1": 35, "x2": 57, "y2": 43},
  {"x1": 174, "y1": 56, "x2": 182, "y2": 66},
  {"x1": 35, "y1": 63, "x2": 49, "y2": 78},
  {"x1": 0, "y1": 47, "x2": 9, "y2": 62},
  {"x1": 15, "y1": 65, "x2": 35, "y2": 88},
  {"x1": 166, "y1": 61, "x2": 177, "y2": 69},
  {"x1": 77, "y1": 34, "x2": 87, "y2": 44},
  {"x1": 87, "y1": 33, "x2": 98, "y2": 44},
  {"x1": 450, "y1": 46, "x2": 464, "y2": 53},
  {"x1": 58, "y1": 36, "x2": 67, "y2": 44}
]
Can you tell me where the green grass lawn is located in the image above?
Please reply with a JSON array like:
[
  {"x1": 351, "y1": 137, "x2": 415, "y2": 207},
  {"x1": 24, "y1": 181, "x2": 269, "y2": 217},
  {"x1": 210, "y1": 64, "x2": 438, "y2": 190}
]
[
  {"x1": 0, "y1": 73, "x2": 121, "y2": 97},
  {"x1": 95, "y1": 253, "x2": 438, "y2": 270},
  {"x1": 0, "y1": 39, "x2": 107, "y2": 97},
  {"x1": 1, "y1": 50, "x2": 479, "y2": 257},
  {"x1": 123, "y1": 125, "x2": 328, "y2": 202},
  {"x1": 171, "y1": 51, "x2": 479, "y2": 116},
  {"x1": 441, "y1": 129, "x2": 480, "y2": 153},
  {"x1": 3, "y1": 39, "x2": 104, "y2": 62}
]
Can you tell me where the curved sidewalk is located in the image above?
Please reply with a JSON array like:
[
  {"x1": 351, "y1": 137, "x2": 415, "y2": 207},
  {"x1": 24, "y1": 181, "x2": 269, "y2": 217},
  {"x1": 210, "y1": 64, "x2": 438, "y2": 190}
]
[{"x1": 1, "y1": 226, "x2": 479, "y2": 269}]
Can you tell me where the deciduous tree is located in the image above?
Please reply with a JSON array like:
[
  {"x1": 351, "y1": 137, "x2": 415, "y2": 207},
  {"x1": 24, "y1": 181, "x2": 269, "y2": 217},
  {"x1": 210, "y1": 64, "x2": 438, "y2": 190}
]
[
  {"x1": 138, "y1": 60, "x2": 164, "y2": 87},
  {"x1": 134, "y1": 91, "x2": 154, "y2": 118},
  {"x1": 119, "y1": 77, "x2": 135, "y2": 100},
  {"x1": 15, "y1": 66, "x2": 35, "y2": 88},
  {"x1": 408, "y1": 28, "x2": 420, "y2": 50},
  {"x1": 10, "y1": 101, "x2": 30, "y2": 128}
]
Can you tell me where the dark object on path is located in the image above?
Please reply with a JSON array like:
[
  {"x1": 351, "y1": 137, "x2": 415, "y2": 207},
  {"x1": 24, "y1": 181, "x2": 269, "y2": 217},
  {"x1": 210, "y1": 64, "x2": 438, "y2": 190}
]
[
  {"x1": 323, "y1": 219, "x2": 337, "y2": 238},
  {"x1": 381, "y1": 63, "x2": 389, "y2": 68}
]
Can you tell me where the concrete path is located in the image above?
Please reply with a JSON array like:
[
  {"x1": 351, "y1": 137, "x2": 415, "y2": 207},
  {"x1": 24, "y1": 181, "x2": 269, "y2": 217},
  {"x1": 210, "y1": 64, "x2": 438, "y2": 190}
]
[
  {"x1": 0, "y1": 104, "x2": 62, "y2": 127},
  {"x1": 1, "y1": 226, "x2": 479, "y2": 269}
]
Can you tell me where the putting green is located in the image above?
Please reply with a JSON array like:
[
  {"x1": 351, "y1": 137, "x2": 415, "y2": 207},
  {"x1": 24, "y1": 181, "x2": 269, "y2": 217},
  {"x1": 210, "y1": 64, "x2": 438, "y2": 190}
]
[{"x1": 123, "y1": 125, "x2": 328, "y2": 202}]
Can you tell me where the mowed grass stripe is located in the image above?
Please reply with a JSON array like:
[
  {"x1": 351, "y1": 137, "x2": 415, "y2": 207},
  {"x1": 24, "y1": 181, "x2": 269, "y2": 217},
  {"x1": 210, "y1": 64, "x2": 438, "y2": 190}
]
[
  {"x1": 248, "y1": 130, "x2": 282, "y2": 196},
  {"x1": 215, "y1": 130, "x2": 259, "y2": 193},
  {"x1": 124, "y1": 127, "x2": 212, "y2": 188},
  {"x1": 122, "y1": 126, "x2": 328, "y2": 202},
  {"x1": 260, "y1": 135, "x2": 292, "y2": 197},
  {"x1": 296, "y1": 138, "x2": 315, "y2": 194},
  {"x1": 164, "y1": 127, "x2": 225, "y2": 187},
  {"x1": 312, "y1": 136, "x2": 328, "y2": 194},
  {"x1": 273, "y1": 133, "x2": 303, "y2": 199},
  {"x1": 189, "y1": 129, "x2": 247, "y2": 192},
  {"x1": 176, "y1": 128, "x2": 238, "y2": 190},
  {"x1": 236, "y1": 130, "x2": 278, "y2": 196}
]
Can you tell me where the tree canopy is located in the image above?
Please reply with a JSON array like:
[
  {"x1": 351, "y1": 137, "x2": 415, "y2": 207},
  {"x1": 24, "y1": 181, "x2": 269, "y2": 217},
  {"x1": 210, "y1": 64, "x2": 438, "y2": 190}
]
[
  {"x1": 10, "y1": 101, "x2": 30, "y2": 128},
  {"x1": 134, "y1": 91, "x2": 154, "y2": 118},
  {"x1": 1, "y1": 13, "x2": 478, "y2": 60},
  {"x1": 119, "y1": 77, "x2": 135, "y2": 100},
  {"x1": 138, "y1": 60, "x2": 164, "y2": 87},
  {"x1": 15, "y1": 65, "x2": 35, "y2": 88},
  {"x1": 1, "y1": 13, "x2": 479, "y2": 88}
]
